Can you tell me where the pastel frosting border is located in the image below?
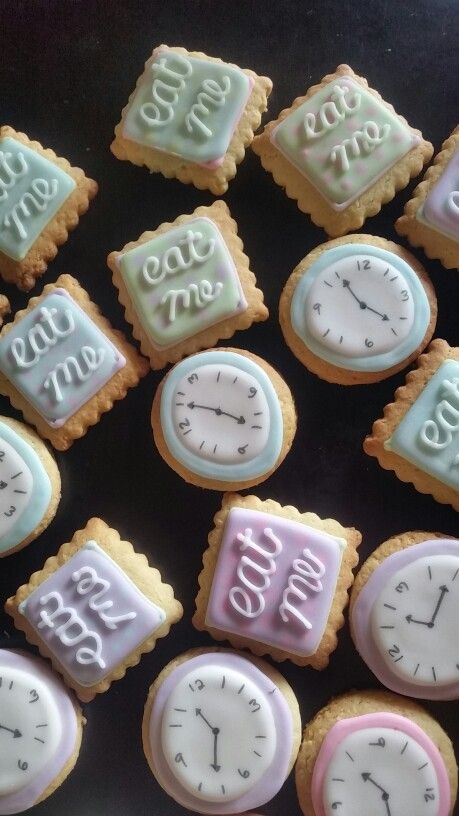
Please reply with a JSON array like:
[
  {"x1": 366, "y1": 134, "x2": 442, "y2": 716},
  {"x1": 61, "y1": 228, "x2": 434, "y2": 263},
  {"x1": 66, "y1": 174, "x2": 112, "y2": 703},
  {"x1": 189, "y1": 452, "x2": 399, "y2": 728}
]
[
  {"x1": 0, "y1": 649, "x2": 78, "y2": 816},
  {"x1": 290, "y1": 243, "x2": 431, "y2": 372},
  {"x1": 146, "y1": 651, "x2": 293, "y2": 814},
  {"x1": 351, "y1": 538, "x2": 459, "y2": 701},
  {"x1": 311, "y1": 711, "x2": 451, "y2": 816},
  {"x1": 160, "y1": 350, "x2": 283, "y2": 482}
]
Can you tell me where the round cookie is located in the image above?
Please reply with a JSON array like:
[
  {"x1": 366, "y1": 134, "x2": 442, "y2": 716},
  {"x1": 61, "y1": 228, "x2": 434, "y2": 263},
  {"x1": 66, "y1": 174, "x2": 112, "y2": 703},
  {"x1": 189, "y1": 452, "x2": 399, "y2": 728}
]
[
  {"x1": 0, "y1": 649, "x2": 84, "y2": 814},
  {"x1": 151, "y1": 347, "x2": 296, "y2": 490},
  {"x1": 142, "y1": 647, "x2": 301, "y2": 813},
  {"x1": 295, "y1": 689, "x2": 457, "y2": 816},
  {"x1": 350, "y1": 531, "x2": 459, "y2": 700},
  {"x1": 279, "y1": 235, "x2": 436, "y2": 385},
  {"x1": 0, "y1": 415, "x2": 60, "y2": 557}
]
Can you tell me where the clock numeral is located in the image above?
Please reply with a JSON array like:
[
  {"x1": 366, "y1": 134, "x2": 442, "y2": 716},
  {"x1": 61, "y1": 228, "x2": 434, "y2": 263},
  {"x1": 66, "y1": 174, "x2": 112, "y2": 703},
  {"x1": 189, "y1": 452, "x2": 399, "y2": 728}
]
[
  {"x1": 17, "y1": 760, "x2": 28, "y2": 771},
  {"x1": 187, "y1": 373, "x2": 199, "y2": 384},
  {"x1": 313, "y1": 302, "x2": 321, "y2": 314},
  {"x1": 189, "y1": 678, "x2": 205, "y2": 691},
  {"x1": 388, "y1": 644, "x2": 400, "y2": 658},
  {"x1": 29, "y1": 689, "x2": 39, "y2": 703},
  {"x1": 175, "y1": 752, "x2": 187, "y2": 767},
  {"x1": 395, "y1": 581, "x2": 409, "y2": 593},
  {"x1": 248, "y1": 387, "x2": 257, "y2": 399},
  {"x1": 369, "y1": 737, "x2": 386, "y2": 747},
  {"x1": 364, "y1": 338, "x2": 374, "y2": 348},
  {"x1": 179, "y1": 418, "x2": 190, "y2": 430},
  {"x1": 248, "y1": 698, "x2": 260, "y2": 713},
  {"x1": 0, "y1": 480, "x2": 7, "y2": 490},
  {"x1": 424, "y1": 791, "x2": 435, "y2": 802},
  {"x1": 357, "y1": 259, "x2": 371, "y2": 270},
  {"x1": 0, "y1": 451, "x2": 4, "y2": 461},
  {"x1": 400, "y1": 289, "x2": 409, "y2": 302},
  {"x1": 238, "y1": 445, "x2": 248, "y2": 455},
  {"x1": 331, "y1": 803, "x2": 342, "y2": 810},
  {"x1": 4, "y1": 505, "x2": 16, "y2": 518},
  {"x1": 238, "y1": 768, "x2": 250, "y2": 778}
]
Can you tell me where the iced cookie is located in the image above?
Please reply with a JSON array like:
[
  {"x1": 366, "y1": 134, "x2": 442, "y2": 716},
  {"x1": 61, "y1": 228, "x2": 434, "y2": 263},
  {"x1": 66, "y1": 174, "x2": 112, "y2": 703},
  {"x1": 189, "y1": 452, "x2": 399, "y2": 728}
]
[
  {"x1": 396, "y1": 126, "x2": 459, "y2": 269},
  {"x1": 0, "y1": 126, "x2": 97, "y2": 291},
  {"x1": 108, "y1": 200, "x2": 268, "y2": 369},
  {"x1": 111, "y1": 45, "x2": 272, "y2": 195},
  {"x1": 0, "y1": 649, "x2": 84, "y2": 815},
  {"x1": 0, "y1": 415, "x2": 60, "y2": 557},
  {"x1": 193, "y1": 493, "x2": 361, "y2": 668},
  {"x1": 5, "y1": 517, "x2": 183, "y2": 702},
  {"x1": 151, "y1": 347, "x2": 296, "y2": 491},
  {"x1": 280, "y1": 235, "x2": 436, "y2": 385},
  {"x1": 350, "y1": 531, "x2": 459, "y2": 700},
  {"x1": 252, "y1": 65, "x2": 432, "y2": 237},
  {"x1": 295, "y1": 689, "x2": 457, "y2": 816},
  {"x1": 142, "y1": 647, "x2": 301, "y2": 814},
  {"x1": 0, "y1": 274, "x2": 149, "y2": 450},
  {"x1": 364, "y1": 339, "x2": 459, "y2": 510}
]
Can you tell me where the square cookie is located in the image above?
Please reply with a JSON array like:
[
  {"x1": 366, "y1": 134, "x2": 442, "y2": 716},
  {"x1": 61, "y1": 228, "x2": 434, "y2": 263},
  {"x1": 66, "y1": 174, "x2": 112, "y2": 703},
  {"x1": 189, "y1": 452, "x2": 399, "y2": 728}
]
[
  {"x1": 396, "y1": 125, "x2": 459, "y2": 269},
  {"x1": 5, "y1": 517, "x2": 183, "y2": 701},
  {"x1": 111, "y1": 45, "x2": 272, "y2": 194},
  {"x1": 364, "y1": 339, "x2": 459, "y2": 511},
  {"x1": 0, "y1": 126, "x2": 97, "y2": 290},
  {"x1": 0, "y1": 274, "x2": 149, "y2": 450},
  {"x1": 252, "y1": 65, "x2": 432, "y2": 237},
  {"x1": 108, "y1": 200, "x2": 268, "y2": 369},
  {"x1": 193, "y1": 493, "x2": 361, "y2": 668}
]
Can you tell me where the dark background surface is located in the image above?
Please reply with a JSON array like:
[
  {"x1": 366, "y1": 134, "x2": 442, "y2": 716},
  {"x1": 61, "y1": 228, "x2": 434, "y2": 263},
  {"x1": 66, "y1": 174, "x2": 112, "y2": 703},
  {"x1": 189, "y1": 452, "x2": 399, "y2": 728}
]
[{"x1": 1, "y1": 1, "x2": 459, "y2": 814}]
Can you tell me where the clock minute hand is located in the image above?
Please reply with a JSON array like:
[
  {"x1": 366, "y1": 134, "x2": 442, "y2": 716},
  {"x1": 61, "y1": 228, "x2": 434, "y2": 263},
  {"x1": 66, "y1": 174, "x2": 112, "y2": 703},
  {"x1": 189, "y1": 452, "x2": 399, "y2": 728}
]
[
  {"x1": 406, "y1": 585, "x2": 450, "y2": 628},
  {"x1": 0, "y1": 724, "x2": 22, "y2": 738},
  {"x1": 211, "y1": 730, "x2": 221, "y2": 772},
  {"x1": 342, "y1": 280, "x2": 389, "y2": 320},
  {"x1": 187, "y1": 402, "x2": 246, "y2": 425},
  {"x1": 362, "y1": 773, "x2": 392, "y2": 816}
]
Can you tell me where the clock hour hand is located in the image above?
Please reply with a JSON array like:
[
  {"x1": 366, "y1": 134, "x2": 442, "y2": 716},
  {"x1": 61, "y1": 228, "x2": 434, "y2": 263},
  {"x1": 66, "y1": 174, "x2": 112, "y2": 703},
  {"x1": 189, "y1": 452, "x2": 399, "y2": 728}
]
[
  {"x1": 406, "y1": 585, "x2": 449, "y2": 628},
  {"x1": 187, "y1": 402, "x2": 245, "y2": 424},
  {"x1": 362, "y1": 773, "x2": 391, "y2": 816},
  {"x1": 342, "y1": 280, "x2": 389, "y2": 321},
  {"x1": 195, "y1": 708, "x2": 221, "y2": 772},
  {"x1": 0, "y1": 723, "x2": 22, "y2": 738}
]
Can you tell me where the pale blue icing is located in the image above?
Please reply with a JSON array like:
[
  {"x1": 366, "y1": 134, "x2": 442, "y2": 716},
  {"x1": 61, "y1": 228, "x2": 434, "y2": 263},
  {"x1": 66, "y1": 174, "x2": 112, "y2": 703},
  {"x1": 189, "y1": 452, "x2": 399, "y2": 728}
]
[
  {"x1": 160, "y1": 350, "x2": 283, "y2": 482},
  {"x1": 387, "y1": 360, "x2": 459, "y2": 490},
  {"x1": 290, "y1": 243, "x2": 431, "y2": 372},
  {"x1": 0, "y1": 420, "x2": 52, "y2": 555},
  {"x1": 0, "y1": 137, "x2": 76, "y2": 261}
]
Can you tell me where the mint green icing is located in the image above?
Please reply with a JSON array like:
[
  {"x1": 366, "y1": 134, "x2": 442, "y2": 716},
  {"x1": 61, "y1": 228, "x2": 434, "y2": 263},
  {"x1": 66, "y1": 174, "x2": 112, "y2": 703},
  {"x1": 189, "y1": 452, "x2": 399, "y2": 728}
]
[
  {"x1": 272, "y1": 77, "x2": 416, "y2": 209},
  {"x1": 0, "y1": 137, "x2": 76, "y2": 261},
  {"x1": 122, "y1": 50, "x2": 251, "y2": 165},
  {"x1": 117, "y1": 217, "x2": 247, "y2": 350},
  {"x1": 387, "y1": 360, "x2": 459, "y2": 490}
]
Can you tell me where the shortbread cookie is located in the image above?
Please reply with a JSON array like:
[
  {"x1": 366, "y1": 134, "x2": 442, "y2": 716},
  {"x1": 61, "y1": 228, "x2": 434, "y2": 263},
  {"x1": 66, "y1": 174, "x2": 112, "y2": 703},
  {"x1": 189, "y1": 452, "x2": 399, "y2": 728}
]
[
  {"x1": 396, "y1": 126, "x2": 459, "y2": 269},
  {"x1": 0, "y1": 649, "x2": 84, "y2": 814},
  {"x1": 0, "y1": 126, "x2": 97, "y2": 290},
  {"x1": 111, "y1": 45, "x2": 272, "y2": 195},
  {"x1": 0, "y1": 274, "x2": 149, "y2": 450},
  {"x1": 296, "y1": 689, "x2": 457, "y2": 816},
  {"x1": 142, "y1": 647, "x2": 301, "y2": 813},
  {"x1": 280, "y1": 235, "x2": 436, "y2": 385},
  {"x1": 252, "y1": 65, "x2": 432, "y2": 237},
  {"x1": 350, "y1": 531, "x2": 459, "y2": 701},
  {"x1": 5, "y1": 517, "x2": 183, "y2": 702},
  {"x1": 0, "y1": 415, "x2": 60, "y2": 557},
  {"x1": 151, "y1": 347, "x2": 296, "y2": 491},
  {"x1": 193, "y1": 493, "x2": 361, "y2": 668},
  {"x1": 364, "y1": 339, "x2": 459, "y2": 510},
  {"x1": 108, "y1": 201, "x2": 268, "y2": 369}
]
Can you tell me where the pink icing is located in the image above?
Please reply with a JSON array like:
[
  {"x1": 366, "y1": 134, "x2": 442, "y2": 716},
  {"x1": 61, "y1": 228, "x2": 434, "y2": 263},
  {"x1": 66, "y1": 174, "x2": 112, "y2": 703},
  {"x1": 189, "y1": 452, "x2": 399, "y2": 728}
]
[{"x1": 311, "y1": 712, "x2": 451, "y2": 816}]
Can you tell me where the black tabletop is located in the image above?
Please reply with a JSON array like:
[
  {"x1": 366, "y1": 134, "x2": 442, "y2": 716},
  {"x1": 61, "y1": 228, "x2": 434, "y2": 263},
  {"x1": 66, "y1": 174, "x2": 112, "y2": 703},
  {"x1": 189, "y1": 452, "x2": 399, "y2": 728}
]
[{"x1": 1, "y1": 2, "x2": 459, "y2": 815}]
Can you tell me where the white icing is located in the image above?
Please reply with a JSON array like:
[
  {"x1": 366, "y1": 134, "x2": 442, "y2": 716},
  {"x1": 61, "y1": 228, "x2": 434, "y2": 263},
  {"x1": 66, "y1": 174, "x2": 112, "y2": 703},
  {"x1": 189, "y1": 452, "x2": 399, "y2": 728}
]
[
  {"x1": 229, "y1": 527, "x2": 283, "y2": 618},
  {"x1": 323, "y1": 727, "x2": 439, "y2": 816},
  {"x1": 2, "y1": 178, "x2": 59, "y2": 240},
  {"x1": 185, "y1": 76, "x2": 232, "y2": 138},
  {"x1": 71, "y1": 565, "x2": 137, "y2": 629},
  {"x1": 303, "y1": 83, "x2": 361, "y2": 141},
  {"x1": 140, "y1": 53, "x2": 193, "y2": 128},
  {"x1": 43, "y1": 347, "x2": 106, "y2": 402},
  {"x1": 161, "y1": 280, "x2": 223, "y2": 322},
  {"x1": 37, "y1": 591, "x2": 106, "y2": 669},
  {"x1": 0, "y1": 665, "x2": 62, "y2": 796},
  {"x1": 448, "y1": 190, "x2": 459, "y2": 215},
  {"x1": 420, "y1": 377, "x2": 459, "y2": 451},
  {"x1": 279, "y1": 548, "x2": 325, "y2": 630},
  {"x1": 371, "y1": 554, "x2": 459, "y2": 687},
  {"x1": 304, "y1": 253, "x2": 415, "y2": 357},
  {"x1": 160, "y1": 663, "x2": 276, "y2": 802},
  {"x1": 0, "y1": 149, "x2": 29, "y2": 202},
  {"x1": 0, "y1": 436, "x2": 33, "y2": 539},
  {"x1": 171, "y1": 363, "x2": 270, "y2": 465},
  {"x1": 330, "y1": 121, "x2": 391, "y2": 173},
  {"x1": 11, "y1": 306, "x2": 75, "y2": 369},
  {"x1": 141, "y1": 228, "x2": 216, "y2": 287}
]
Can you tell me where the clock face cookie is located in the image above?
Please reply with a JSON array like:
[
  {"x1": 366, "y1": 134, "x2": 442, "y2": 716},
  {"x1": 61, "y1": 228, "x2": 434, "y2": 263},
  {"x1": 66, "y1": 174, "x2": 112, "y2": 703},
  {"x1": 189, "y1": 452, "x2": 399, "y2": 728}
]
[
  {"x1": 280, "y1": 235, "x2": 436, "y2": 385},
  {"x1": 142, "y1": 649, "x2": 301, "y2": 813},
  {"x1": 152, "y1": 348, "x2": 296, "y2": 490},
  {"x1": 0, "y1": 649, "x2": 83, "y2": 814},
  {"x1": 351, "y1": 533, "x2": 459, "y2": 700},
  {"x1": 0, "y1": 416, "x2": 60, "y2": 557}
]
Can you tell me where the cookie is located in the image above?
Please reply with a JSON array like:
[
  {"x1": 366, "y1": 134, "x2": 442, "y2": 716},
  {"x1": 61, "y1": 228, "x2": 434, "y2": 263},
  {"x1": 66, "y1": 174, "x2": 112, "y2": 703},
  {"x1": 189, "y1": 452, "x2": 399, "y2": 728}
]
[
  {"x1": 142, "y1": 647, "x2": 301, "y2": 814},
  {"x1": 5, "y1": 517, "x2": 183, "y2": 702},
  {"x1": 0, "y1": 415, "x2": 60, "y2": 557},
  {"x1": 111, "y1": 45, "x2": 272, "y2": 195},
  {"x1": 252, "y1": 64, "x2": 432, "y2": 237},
  {"x1": 295, "y1": 689, "x2": 457, "y2": 816},
  {"x1": 0, "y1": 274, "x2": 149, "y2": 450},
  {"x1": 350, "y1": 531, "x2": 459, "y2": 701},
  {"x1": 364, "y1": 339, "x2": 459, "y2": 510},
  {"x1": 0, "y1": 126, "x2": 97, "y2": 291},
  {"x1": 151, "y1": 347, "x2": 296, "y2": 491},
  {"x1": 108, "y1": 200, "x2": 268, "y2": 369},
  {"x1": 396, "y1": 126, "x2": 459, "y2": 269},
  {"x1": 0, "y1": 648, "x2": 84, "y2": 814},
  {"x1": 280, "y1": 235, "x2": 436, "y2": 385},
  {"x1": 193, "y1": 493, "x2": 361, "y2": 668}
]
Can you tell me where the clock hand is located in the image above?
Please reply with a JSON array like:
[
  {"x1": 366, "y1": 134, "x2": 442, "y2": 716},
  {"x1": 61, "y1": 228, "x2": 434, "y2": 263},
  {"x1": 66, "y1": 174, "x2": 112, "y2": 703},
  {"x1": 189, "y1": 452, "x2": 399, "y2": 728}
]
[
  {"x1": 361, "y1": 773, "x2": 389, "y2": 798},
  {"x1": 195, "y1": 708, "x2": 221, "y2": 772},
  {"x1": 195, "y1": 708, "x2": 216, "y2": 731},
  {"x1": 406, "y1": 585, "x2": 450, "y2": 628},
  {"x1": 342, "y1": 280, "x2": 389, "y2": 320},
  {"x1": 0, "y1": 723, "x2": 22, "y2": 738},
  {"x1": 187, "y1": 402, "x2": 246, "y2": 424}
]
